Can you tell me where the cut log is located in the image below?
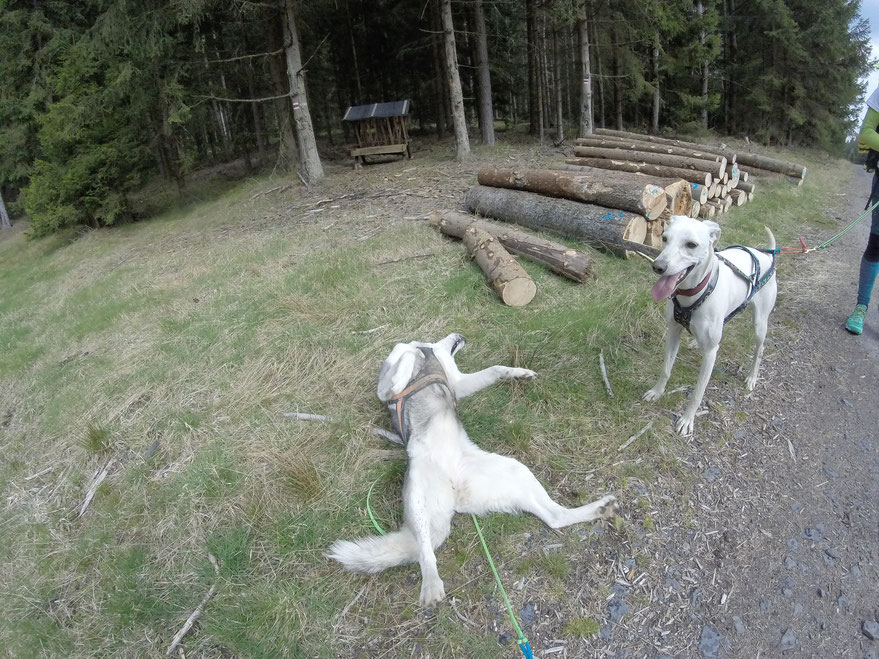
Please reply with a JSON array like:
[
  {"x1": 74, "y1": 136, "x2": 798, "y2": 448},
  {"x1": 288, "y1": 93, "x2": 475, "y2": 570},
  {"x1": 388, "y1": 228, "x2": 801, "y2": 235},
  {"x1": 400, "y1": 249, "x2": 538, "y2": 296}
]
[
  {"x1": 737, "y1": 165, "x2": 804, "y2": 186},
  {"x1": 462, "y1": 224, "x2": 537, "y2": 306},
  {"x1": 689, "y1": 183, "x2": 708, "y2": 204},
  {"x1": 737, "y1": 180, "x2": 756, "y2": 195},
  {"x1": 722, "y1": 195, "x2": 733, "y2": 212},
  {"x1": 707, "y1": 182, "x2": 719, "y2": 198},
  {"x1": 429, "y1": 210, "x2": 595, "y2": 282},
  {"x1": 646, "y1": 217, "x2": 665, "y2": 248},
  {"x1": 563, "y1": 158, "x2": 711, "y2": 186},
  {"x1": 574, "y1": 136, "x2": 729, "y2": 165},
  {"x1": 593, "y1": 127, "x2": 737, "y2": 162},
  {"x1": 729, "y1": 164, "x2": 740, "y2": 188},
  {"x1": 740, "y1": 171, "x2": 749, "y2": 183},
  {"x1": 594, "y1": 127, "x2": 806, "y2": 179},
  {"x1": 697, "y1": 203, "x2": 716, "y2": 219},
  {"x1": 704, "y1": 199, "x2": 725, "y2": 215},
  {"x1": 733, "y1": 153, "x2": 805, "y2": 179},
  {"x1": 691, "y1": 201, "x2": 701, "y2": 217},
  {"x1": 664, "y1": 179, "x2": 693, "y2": 215},
  {"x1": 476, "y1": 166, "x2": 667, "y2": 220},
  {"x1": 729, "y1": 189, "x2": 747, "y2": 206},
  {"x1": 464, "y1": 185, "x2": 650, "y2": 258},
  {"x1": 572, "y1": 146, "x2": 726, "y2": 178}
]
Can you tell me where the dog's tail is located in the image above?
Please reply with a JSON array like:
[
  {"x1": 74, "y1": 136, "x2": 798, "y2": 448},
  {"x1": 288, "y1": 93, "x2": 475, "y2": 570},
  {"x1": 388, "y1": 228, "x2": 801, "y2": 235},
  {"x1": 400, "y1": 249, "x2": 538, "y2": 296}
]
[
  {"x1": 328, "y1": 528, "x2": 418, "y2": 573},
  {"x1": 764, "y1": 226, "x2": 777, "y2": 250}
]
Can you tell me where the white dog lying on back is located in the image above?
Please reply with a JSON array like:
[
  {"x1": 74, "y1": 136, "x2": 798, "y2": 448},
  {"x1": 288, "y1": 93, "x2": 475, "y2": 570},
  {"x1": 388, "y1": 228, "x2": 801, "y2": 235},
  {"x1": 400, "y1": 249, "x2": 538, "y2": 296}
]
[
  {"x1": 329, "y1": 333, "x2": 618, "y2": 606},
  {"x1": 644, "y1": 215, "x2": 778, "y2": 435}
]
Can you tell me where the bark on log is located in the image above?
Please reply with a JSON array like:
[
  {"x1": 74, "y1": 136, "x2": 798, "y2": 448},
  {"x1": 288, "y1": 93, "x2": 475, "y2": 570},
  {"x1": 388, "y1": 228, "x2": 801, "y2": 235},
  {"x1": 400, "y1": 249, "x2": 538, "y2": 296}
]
[
  {"x1": 697, "y1": 203, "x2": 716, "y2": 219},
  {"x1": 737, "y1": 165, "x2": 804, "y2": 186},
  {"x1": 737, "y1": 180, "x2": 756, "y2": 194},
  {"x1": 572, "y1": 146, "x2": 725, "y2": 178},
  {"x1": 564, "y1": 158, "x2": 711, "y2": 185},
  {"x1": 733, "y1": 152, "x2": 805, "y2": 179},
  {"x1": 476, "y1": 166, "x2": 667, "y2": 220},
  {"x1": 594, "y1": 127, "x2": 806, "y2": 179},
  {"x1": 704, "y1": 199, "x2": 725, "y2": 215},
  {"x1": 690, "y1": 183, "x2": 708, "y2": 204},
  {"x1": 729, "y1": 189, "x2": 747, "y2": 206},
  {"x1": 574, "y1": 136, "x2": 729, "y2": 164},
  {"x1": 593, "y1": 127, "x2": 736, "y2": 162},
  {"x1": 430, "y1": 210, "x2": 595, "y2": 281},
  {"x1": 462, "y1": 225, "x2": 536, "y2": 306},
  {"x1": 465, "y1": 185, "x2": 650, "y2": 258}
]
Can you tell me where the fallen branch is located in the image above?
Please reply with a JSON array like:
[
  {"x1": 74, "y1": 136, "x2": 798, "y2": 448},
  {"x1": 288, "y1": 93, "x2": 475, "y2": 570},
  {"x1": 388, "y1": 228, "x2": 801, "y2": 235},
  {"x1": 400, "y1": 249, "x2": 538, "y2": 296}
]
[
  {"x1": 283, "y1": 412, "x2": 403, "y2": 445},
  {"x1": 24, "y1": 466, "x2": 53, "y2": 481},
  {"x1": 79, "y1": 458, "x2": 114, "y2": 517},
  {"x1": 618, "y1": 421, "x2": 653, "y2": 452},
  {"x1": 166, "y1": 553, "x2": 220, "y2": 656},
  {"x1": 599, "y1": 351, "x2": 614, "y2": 399}
]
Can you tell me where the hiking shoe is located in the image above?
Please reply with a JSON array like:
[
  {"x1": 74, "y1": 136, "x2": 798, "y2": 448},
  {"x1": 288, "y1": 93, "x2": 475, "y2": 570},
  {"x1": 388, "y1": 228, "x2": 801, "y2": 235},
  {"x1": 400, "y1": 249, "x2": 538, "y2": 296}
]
[{"x1": 846, "y1": 304, "x2": 867, "y2": 335}]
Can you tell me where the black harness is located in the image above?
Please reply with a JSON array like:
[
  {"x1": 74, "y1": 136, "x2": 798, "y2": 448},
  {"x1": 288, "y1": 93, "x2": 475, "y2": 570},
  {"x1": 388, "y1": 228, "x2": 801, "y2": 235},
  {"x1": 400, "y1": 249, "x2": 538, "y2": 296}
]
[
  {"x1": 672, "y1": 246, "x2": 777, "y2": 332},
  {"x1": 386, "y1": 348, "x2": 454, "y2": 445}
]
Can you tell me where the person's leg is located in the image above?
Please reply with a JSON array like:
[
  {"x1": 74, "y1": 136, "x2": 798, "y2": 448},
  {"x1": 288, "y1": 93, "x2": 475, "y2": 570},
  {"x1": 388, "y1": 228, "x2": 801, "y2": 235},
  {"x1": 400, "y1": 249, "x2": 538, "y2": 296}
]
[{"x1": 847, "y1": 200, "x2": 879, "y2": 334}]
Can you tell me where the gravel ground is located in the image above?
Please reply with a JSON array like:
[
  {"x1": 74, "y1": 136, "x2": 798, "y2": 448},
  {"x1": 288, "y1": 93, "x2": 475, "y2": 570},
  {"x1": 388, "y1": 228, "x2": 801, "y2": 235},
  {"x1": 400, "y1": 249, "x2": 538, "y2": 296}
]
[{"x1": 592, "y1": 168, "x2": 879, "y2": 658}]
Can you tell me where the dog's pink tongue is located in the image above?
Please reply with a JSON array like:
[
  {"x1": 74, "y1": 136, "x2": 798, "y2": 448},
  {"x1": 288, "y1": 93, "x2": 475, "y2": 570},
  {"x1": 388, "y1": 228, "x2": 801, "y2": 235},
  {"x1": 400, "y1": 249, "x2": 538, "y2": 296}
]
[{"x1": 652, "y1": 275, "x2": 679, "y2": 301}]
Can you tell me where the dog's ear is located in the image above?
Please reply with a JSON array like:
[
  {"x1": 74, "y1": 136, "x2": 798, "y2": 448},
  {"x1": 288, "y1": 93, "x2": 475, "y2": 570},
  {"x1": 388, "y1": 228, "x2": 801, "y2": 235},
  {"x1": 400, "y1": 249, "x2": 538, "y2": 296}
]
[
  {"x1": 704, "y1": 220, "x2": 721, "y2": 248},
  {"x1": 376, "y1": 344, "x2": 425, "y2": 401}
]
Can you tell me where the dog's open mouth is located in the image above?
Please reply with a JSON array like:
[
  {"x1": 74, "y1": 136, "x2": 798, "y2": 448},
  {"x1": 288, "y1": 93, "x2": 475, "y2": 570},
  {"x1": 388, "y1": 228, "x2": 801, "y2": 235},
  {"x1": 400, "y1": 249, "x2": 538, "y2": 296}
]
[{"x1": 651, "y1": 265, "x2": 694, "y2": 301}]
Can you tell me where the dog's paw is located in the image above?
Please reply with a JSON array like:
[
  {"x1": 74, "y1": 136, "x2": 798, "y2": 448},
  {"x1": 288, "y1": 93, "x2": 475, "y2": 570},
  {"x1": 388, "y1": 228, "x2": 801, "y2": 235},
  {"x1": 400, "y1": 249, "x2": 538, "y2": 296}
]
[
  {"x1": 596, "y1": 495, "x2": 619, "y2": 520},
  {"x1": 642, "y1": 386, "x2": 664, "y2": 402},
  {"x1": 419, "y1": 577, "x2": 446, "y2": 607},
  {"x1": 508, "y1": 368, "x2": 537, "y2": 381}
]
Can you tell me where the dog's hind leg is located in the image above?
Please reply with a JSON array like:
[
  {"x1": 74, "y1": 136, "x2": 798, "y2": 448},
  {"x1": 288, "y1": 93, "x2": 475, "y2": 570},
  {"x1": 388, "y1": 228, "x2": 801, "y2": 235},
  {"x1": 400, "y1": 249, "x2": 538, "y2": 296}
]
[
  {"x1": 458, "y1": 453, "x2": 618, "y2": 529},
  {"x1": 746, "y1": 281, "x2": 776, "y2": 390},
  {"x1": 404, "y1": 472, "x2": 455, "y2": 607},
  {"x1": 643, "y1": 321, "x2": 683, "y2": 402}
]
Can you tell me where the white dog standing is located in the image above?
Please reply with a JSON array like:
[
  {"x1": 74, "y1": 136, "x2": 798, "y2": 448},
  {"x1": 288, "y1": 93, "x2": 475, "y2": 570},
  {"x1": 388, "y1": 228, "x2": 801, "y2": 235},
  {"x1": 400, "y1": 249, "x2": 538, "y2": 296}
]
[
  {"x1": 329, "y1": 333, "x2": 618, "y2": 606},
  {"x1": 644, "y1": 215, "x2": 778, "y2": 435}
]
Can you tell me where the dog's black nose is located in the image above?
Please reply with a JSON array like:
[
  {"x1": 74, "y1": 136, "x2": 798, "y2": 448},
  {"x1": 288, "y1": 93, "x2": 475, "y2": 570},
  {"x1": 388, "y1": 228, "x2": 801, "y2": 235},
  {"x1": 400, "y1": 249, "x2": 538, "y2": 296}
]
[{"x1": 653, "y1": 263, "x2": 666, "y2": 275}]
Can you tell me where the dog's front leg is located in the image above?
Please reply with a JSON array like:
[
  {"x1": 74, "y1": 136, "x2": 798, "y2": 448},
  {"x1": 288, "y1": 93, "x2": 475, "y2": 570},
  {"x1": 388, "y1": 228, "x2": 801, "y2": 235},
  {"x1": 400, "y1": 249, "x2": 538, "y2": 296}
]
[
  {"x1": 676, "y1": 344, "x2": 718, "y2": 435},
  {"x1": 452, "y1": 366, "x2": 537, "y2": 399},
  {"x1": 643, "y1": 322, "x2": 682, "y2": 402}
]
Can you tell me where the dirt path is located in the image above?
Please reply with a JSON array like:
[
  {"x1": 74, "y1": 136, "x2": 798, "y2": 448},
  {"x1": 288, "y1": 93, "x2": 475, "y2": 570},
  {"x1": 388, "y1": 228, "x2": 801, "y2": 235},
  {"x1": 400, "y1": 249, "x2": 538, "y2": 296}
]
[{"x1": 595, "y1": 168, "x2": 879, "y2": 658}]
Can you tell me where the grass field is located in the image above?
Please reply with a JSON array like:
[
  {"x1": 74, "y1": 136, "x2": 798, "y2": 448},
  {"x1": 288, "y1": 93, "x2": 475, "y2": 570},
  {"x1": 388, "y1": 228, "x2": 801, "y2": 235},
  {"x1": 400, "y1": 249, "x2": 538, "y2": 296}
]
[{"x1": 0, "y1": 136, "x2": 855, "y2": 657}]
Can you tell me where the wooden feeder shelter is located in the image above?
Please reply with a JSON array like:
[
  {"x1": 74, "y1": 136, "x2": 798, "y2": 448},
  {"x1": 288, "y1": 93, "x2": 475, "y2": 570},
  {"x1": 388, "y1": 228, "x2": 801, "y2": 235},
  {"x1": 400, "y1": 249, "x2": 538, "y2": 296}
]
[{"x1": 343, "y1": 100, "x2": 412, "y2": 167}]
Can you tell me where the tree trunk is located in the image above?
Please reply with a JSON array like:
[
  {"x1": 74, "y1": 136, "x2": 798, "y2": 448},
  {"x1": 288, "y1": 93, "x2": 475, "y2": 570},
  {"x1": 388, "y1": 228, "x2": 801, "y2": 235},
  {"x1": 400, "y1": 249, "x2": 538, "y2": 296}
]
[
  {"x1": 651, "y1": 31, "x2": 660, "y2": 134},
  {"x1": 575, "y1": 136, "x2": 728, "y2": 164},
  {"x1": 462, "y1": 224, "x2": 537, "y2": 306},
  {"x1": 572, "y1": 146, "x2": 725, "y2": 178},
  {"x1": 473, "y1": 0, "x2": 496, "y2": 146},
  {"x1": 577, "y1": 7, "x2": 593, "y2": 137},
  {"x1": 477, "y1": 166, "x2": 667, "y2": 220},
  {"x1": 248, "y1": 74, "x2": 267, "y2": 164},
  {"x1": 283, "y1": 0, "x2": 324, "y2": 183},
  {"x1": 697, "y1": 1, "x2": 708, "y2": 130},
  {"x1": 0, "y1": 191, "x2": 11, "y2": 229},
  {"x1": 553, "y1": 27, "x2": 564, "y2": 143},
  {"x1": 266, "y1": 12, "x2": 298, "y2": 172},
  {"x1": 611, "y1": 23, "x2": 623, "y2": 130},
  {"x1": 430, "y1": 210, "x2": 595, "y2": 282},
  {"x1": 440, "y1": 0, "x2": 470, "y2": 160},
  {"x1": 592, "y1": 15, "x2": 604, "y2": 128},
  {"x1": 562, "y1": 159, "x2": 712, "y2": 185},
  {"x1": 526, "y1": 0, "x2": 538, "y2": 135},
  {"x1": 465, "y1": 185, "x2": 651, "y2": 258},
  {"x1": 431, "y1": 0, "x2": 448, "y2": 138}
]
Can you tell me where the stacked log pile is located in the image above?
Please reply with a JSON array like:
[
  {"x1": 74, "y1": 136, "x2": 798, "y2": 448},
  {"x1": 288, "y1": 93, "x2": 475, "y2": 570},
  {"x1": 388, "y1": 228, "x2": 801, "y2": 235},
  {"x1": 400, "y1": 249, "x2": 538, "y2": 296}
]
[{"x1": 429, "y1": 133, "x2": 805, "y2": 306}]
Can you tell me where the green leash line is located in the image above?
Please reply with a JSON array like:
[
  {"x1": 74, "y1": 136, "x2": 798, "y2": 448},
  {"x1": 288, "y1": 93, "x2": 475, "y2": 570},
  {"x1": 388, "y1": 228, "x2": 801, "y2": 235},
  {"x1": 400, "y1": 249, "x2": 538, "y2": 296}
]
[
  {"x1": 365, "y1": 475, "x2": 534, "y2": 659},
  {"x1": 811, "y1": 197, "x2": 879, "y2": 251}
]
